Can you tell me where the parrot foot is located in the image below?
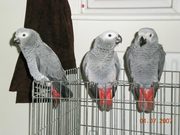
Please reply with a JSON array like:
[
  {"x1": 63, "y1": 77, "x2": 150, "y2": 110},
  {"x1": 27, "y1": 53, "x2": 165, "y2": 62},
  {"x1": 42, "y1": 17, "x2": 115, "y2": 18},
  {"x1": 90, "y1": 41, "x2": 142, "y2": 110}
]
[
  {"x1": 112, "y1": 81, "x2": 118, "y2": 86},
  {"x1": 39, "y1": 76, "x2": 50, "y2": 85},
  {"x1": 89, "y1": 81, "x2": 96, "y2": 86}
]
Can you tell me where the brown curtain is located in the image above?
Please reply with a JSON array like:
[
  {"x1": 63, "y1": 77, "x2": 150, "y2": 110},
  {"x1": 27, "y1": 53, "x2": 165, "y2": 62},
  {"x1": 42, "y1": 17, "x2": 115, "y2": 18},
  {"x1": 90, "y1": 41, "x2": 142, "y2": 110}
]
[{"x1": 9, "y1": 0, "x2": 76, "y2": 103}]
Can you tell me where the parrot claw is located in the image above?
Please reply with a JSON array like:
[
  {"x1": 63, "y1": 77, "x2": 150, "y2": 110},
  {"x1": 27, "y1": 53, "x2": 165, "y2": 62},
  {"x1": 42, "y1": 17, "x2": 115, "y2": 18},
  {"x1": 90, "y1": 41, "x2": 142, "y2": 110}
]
[
  {"x1": 39, "y1": 77, "x2": 50, "y2": 87},
  {"x1": 112, "y1": 81, "x2": 118, "y2": 86},
  {"x1": 40, "y1": 75, "x2": 49, "y2": 82}
]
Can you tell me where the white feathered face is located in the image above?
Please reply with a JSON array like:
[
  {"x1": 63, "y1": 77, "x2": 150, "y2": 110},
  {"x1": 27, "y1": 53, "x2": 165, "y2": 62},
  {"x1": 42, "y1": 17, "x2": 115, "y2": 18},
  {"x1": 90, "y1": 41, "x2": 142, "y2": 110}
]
[
  {"x1": 13, "y1": 28, "x2": 38, "y2": 50},
  {"x1": 95, "y1": 31, "x2": 122, "y2": 50},
  {"x1": 136, "y1": 28, "x2": 158, "y2": 47}
]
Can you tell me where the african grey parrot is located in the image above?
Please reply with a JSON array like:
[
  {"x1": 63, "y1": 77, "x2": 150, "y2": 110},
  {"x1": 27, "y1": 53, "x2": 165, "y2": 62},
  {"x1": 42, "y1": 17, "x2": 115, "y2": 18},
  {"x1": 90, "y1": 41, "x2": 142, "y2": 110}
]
[
  {"x1": 80, "y1": 30, "x2": 122, "y2": 111},
  {"x1": 124, "y1": 28, "x2": 165, "y2": 113},
  {"x1": 12, "y1": 28, "x2": 73, "y2": 107}
]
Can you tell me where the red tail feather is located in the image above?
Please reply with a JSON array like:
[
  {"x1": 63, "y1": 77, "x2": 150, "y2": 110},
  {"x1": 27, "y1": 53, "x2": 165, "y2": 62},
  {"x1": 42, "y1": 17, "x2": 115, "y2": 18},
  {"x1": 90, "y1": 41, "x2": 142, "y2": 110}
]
[
  {"x1": 51, "y1": 87, "x2": 61, "y2": 108},
  {"x1": 138, "y1": 87, "x2": 154, "y2": 113},
  {"x1": 106, "y1": 88, "x2": 113, "y2": 107},
  {"x1": 98, "y1": 87, "x2": 113, "y2": 111},
  {"x1": 99, "y1": 88, "x2": 105, "y2": 106}
]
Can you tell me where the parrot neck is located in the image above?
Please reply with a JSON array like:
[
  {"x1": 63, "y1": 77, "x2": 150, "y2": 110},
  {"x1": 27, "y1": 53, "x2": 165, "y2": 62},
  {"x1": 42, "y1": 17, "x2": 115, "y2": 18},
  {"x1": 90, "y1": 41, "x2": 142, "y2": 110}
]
[
  {"x1": 22, "y1": 50, "x2": 33, "y2": 61},
  {"x1": 21, "y1": 45, "x2": 36, "y2": 60},
  {"x1": 91, "y1": 47, "x2": 114, "y2": 59},
  {"x1": 134, "y1": 45, "x2": 159, "y2": 56}
]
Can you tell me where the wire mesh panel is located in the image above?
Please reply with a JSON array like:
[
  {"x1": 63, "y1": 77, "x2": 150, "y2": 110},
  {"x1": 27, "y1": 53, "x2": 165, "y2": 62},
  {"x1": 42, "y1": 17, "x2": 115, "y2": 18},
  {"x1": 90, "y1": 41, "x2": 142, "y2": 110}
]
[
  {"x1": 30, "y1": 68, "x2": 180, "y2": 135},
  {"x1": 30, "y1": 68, "x2": 81, "y2": 135}
]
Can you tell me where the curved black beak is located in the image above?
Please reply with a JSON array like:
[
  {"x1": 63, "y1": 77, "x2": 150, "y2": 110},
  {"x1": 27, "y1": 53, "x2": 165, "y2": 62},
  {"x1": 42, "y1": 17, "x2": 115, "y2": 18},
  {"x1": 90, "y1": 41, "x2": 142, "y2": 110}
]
[
  {"x1": 139, "y1": 36, "x2": 146, "y2": 47},
  {"x1": 13, "y1": 36, "x2": 20, "y2": 45},
  {"x1": 116, "y1": 34, "x2": 122, "y2": 44}
]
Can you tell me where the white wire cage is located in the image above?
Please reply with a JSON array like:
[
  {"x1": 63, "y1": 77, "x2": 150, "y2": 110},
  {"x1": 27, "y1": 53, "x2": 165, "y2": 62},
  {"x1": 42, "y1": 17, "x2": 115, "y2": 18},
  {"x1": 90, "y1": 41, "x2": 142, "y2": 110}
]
[{"x1": 30, "y1": 68, "x2": 180, "y2": 135}]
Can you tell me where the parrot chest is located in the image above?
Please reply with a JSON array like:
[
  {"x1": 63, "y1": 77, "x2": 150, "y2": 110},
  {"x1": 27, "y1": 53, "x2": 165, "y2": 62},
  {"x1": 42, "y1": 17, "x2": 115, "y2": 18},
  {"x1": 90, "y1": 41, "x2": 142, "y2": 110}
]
[
  {"x1": 86, "y1": 58, "x2": 116, "y2": 84},
  {"x1": 130, "y1": 49, "x2": 160, "y2": 84}
]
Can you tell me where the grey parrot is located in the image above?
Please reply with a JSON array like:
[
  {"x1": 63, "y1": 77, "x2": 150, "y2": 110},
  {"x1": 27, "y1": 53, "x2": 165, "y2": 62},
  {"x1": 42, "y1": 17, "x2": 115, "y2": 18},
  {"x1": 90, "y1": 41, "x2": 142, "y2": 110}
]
[
  {"x1": 12, "y1": 28, "x2": 73, "y2": 107},
  {"x1": 80, "y1": 31, "x2": 122, "y2": 111},
  {"x1": 123, "y1": 28, "x2": 166, "y2": 113}
]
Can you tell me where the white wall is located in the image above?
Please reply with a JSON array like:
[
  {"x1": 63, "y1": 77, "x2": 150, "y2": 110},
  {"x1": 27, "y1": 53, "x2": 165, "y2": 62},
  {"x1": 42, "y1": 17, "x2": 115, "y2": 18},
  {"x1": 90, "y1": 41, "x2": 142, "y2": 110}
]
[
  {"x1": 72, "y1": 20, "x2": 180, "y2": 68},
  {"x1": 0, "y1": 0, "x2": 180, "y2": 135},
  {"x1": 69, "y1": 1, "x2": 180, "y2": 70},
  {"x1": 0, "y1": 1, "x2": 29, "y2": 135}
]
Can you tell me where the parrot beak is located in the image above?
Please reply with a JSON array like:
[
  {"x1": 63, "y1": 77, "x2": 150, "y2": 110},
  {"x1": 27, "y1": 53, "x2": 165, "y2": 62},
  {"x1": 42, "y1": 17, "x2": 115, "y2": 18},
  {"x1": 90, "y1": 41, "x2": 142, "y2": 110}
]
[
  {"x1": 137, "y1": 87, "x2": 155, "y2": 113},
  {"x1": 9, "y1": 33, "x2": 18, "y2": 46},
  {"x1": 13, "y1": 36, "x2": 21, "y2": 45},
  {"x1": 139, "y1": 36, "x2": 146, "y2": 47},
  {"x1": 116, "y1": 34, "x2": 122, "y2": 44}
]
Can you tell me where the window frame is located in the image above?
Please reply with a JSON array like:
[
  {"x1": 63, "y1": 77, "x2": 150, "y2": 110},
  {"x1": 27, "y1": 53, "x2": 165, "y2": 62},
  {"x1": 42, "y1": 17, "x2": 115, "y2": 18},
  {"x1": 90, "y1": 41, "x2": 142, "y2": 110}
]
[
  {"x1": 69, "y1": 0, "x2": 180, "y2": 20},
  {"x1": 87, "y1": 0, "x2": 172, "y2": 9}
]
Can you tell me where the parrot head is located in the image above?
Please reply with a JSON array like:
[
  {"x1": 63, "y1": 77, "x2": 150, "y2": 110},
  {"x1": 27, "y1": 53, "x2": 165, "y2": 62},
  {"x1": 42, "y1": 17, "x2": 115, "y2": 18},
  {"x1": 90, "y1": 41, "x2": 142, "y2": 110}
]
[
  {"x1": 13, "y1": 28, "x2": 40, "y2": 51},
  {"x1": 135, "y1": 28, "x2": 158, "y2": 47},
  {"x1": 94, "y1": 31, "x2": 122, "y2": 51}
]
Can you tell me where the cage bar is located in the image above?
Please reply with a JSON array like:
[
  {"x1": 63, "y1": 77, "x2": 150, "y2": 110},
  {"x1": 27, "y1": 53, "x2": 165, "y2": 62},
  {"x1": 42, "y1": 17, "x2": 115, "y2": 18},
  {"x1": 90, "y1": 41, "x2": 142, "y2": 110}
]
[{"x1": 30, "y1": 68, "x2": 180, "y2": 135}]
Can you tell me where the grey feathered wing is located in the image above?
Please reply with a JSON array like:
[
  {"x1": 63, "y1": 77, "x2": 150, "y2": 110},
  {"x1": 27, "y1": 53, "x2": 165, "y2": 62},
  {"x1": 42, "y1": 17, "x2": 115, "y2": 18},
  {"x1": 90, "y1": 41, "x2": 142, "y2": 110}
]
[
  {"x1": 114, "y1": 53, "x2": 121, "y2": 80},
  {"x1": 123, "y1": 47, "x2": 133, "y2": 83},
  {"x1": 36, "y1": 43, "x2": 73, "y2": 98},
  {"x1": 80, "y1": 52, "x2": 99, "y2": 99},
  {"x1": 158, "y1": 45, "x2": 166, "y2": 81},
  {"x1": 80, "y1": 52, "x2": 89, "y2": 82},
  {"x1": 112, "y1": 52, "x2": 121, "y2": 97},
  {"x1": 36, "y1": 43, "x2": 66, "y2": 81}
]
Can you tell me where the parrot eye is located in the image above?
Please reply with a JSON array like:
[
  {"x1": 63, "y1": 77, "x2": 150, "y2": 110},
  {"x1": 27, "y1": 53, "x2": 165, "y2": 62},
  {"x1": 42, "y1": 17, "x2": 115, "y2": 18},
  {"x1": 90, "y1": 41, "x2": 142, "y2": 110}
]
[
  {"x1": 21, "y1": 33, "x2": 27, "y2": 38},
  {"x1": 149, "y1": 34, "x2": 152, "y2": 37},
  {"x1": 108, "y1": 34, "x2": 112, "y2": 37}
]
